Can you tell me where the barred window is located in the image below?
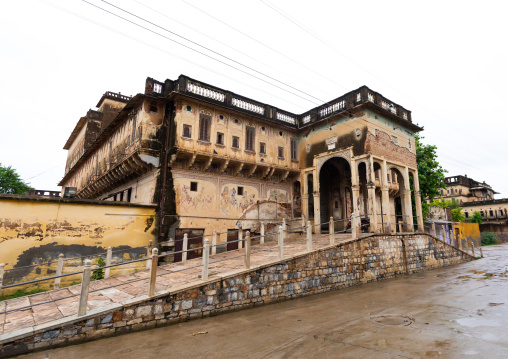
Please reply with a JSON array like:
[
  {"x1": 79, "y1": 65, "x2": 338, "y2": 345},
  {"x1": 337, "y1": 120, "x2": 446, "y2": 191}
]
[
  {"x1": 259, "y1": 142, "x2": 266, "y2": 154},
  {"x1": 245, "y1": 126, "x2": 255, "y2": 151},
  {"x1": 290, "y1": 138, "x2": 297, "y2": 160},
  {"x1": 199, "y1": 115, "x2": 211, "y2": 142},
  {"x1": 183, "y1": 125, "x2": 192, "y2": 138},
  {"x1": 232, "y1": 136, "x2": 240, "y2": 148},
  {"x1": 278, "y1": 146, "x2": 284, "y2": 159}
]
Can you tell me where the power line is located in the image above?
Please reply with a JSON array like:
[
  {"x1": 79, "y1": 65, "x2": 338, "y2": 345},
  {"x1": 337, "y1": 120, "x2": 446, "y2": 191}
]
[
  {"x1": 81, "y1": 0, "x2": 321, "y2": 105},
  {"x1": 46, "y1": 0, "x2": 504, "y2": 190},
  {"x1": 259, "y1": 0, "x2": 504, "y2": 155}
]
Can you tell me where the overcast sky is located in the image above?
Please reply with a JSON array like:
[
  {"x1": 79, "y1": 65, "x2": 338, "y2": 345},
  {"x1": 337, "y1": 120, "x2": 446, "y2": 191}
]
[{"x1": 1, "y1": 0, "x2": 507, "y2": 198}]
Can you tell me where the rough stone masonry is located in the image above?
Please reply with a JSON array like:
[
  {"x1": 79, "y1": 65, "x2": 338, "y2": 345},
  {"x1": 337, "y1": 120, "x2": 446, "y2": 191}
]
[{"x1": 0, "y1": 233, "x2": 473, "y2": 358}]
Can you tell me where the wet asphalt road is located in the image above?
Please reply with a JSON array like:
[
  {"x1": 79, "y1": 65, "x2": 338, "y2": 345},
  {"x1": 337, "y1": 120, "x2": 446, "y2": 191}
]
[{"x1": 18, "y1": 244, "x2": 508, "y2": 359}]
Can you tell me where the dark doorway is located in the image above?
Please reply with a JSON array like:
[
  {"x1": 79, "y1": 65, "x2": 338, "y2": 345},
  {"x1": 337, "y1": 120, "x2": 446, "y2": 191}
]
[
  {"x1": 227, "y1": 229, "x2": 239, "y2": 251},
  {"x1": 174, "y1": 228, "x2": 204, "y2": 262}
]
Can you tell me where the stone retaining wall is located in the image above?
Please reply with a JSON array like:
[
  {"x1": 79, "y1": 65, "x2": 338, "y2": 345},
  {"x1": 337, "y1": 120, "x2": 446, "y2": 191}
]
[{"x1": 0, "y1": 233, "x2": 473, "y2": 357}]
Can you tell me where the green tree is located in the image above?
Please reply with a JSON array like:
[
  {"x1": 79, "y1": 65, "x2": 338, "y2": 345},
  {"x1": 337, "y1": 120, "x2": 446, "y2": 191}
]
[
  {"x1": 430, "y1": 198, "x2": 465, "y2": 222},
  {"x1": 467, "y1": 211, "x2": 483, "y2": 224},
  {"x1": 0, "y1": 163, "x2": 32, "y2": 194},
  {"x1": 415, "y1": 134, "x2": 447, "y2": 217}
]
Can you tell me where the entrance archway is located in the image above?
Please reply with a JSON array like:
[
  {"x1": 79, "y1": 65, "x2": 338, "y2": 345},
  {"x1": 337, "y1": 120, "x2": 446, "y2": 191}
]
[{"x1": 318, "y1": 157, "x2": 351, "y2": 232}]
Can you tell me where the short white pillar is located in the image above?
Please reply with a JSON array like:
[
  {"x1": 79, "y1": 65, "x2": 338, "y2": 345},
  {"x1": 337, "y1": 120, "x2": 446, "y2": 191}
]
[
  {"x1": 245, "y1": 231, "x2": 251, "y2": 269},
  {"x1": 278, "y1": 226, "x2": 284, "y2": 259},
  {"x1": 260, "y1": 223, "x2": 265, "y2": 244},
  {"x1": 351, "y1": 213, "x2": 357, "y2": 240},
  {"x1": 211, "y1": 230, "x2": 217, "y2": 256},
  {"x1": 329, "y1": 216, "x2": 335, "y2": 245},
  {"x1": 54, "y1": 253, "x2": 65, "y2": 289},
  {"x1": 238, "y1": 226, "x2": 243, "y2": 249},
  {"x1": 146, "y1": 240, "x2": 153, "y2": 269},
  {"x1": 148, "y1": 248, "x2": 158, "y2": 297},
  {"x1": 182, "y1": 233, "x2": 188, "y2": 262},
  {"x1": 307, "y1": 221, "x2": 312, "y2": 251},
  {"x1": 201, "y1": 239, "x2": 210, "y2": 280},
  {"x1": 77, "y1": 259, "x2": 92, "y2": 316},
  {"x1": 104, "y1": 247, "x2": 112, "y2": 279}
]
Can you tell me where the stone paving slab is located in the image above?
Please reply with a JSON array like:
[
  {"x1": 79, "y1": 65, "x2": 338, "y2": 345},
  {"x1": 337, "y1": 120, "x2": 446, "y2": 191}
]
[{"x1": 0, "y1": 233, "x2": 356, "y2": 337}]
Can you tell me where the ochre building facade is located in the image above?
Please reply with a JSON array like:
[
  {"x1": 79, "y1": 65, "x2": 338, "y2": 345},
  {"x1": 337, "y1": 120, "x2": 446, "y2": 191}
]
[{"x1": 59, "y1": 75, "x2": 425, "y2": 256}]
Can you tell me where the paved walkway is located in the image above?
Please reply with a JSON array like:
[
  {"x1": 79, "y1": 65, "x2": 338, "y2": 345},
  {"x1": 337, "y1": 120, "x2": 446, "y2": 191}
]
[
  {"x1": 19, "y1": 244, "x2": 508, "y2": 359},
  {"x1": 0, "y1": 233, "x2": 355, "y2": 337}
]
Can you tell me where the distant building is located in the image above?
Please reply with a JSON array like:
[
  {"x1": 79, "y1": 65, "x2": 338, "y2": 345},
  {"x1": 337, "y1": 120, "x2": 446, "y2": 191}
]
[
  {"x1": 58, "y1": 75, "x2": 425, "y2": 256},
  {"x1": 436, "y1": 175, "x2": 497, "y2": 204},
  {"x1": 462, "y1": 199, "x2": 508, "y2": 224}
]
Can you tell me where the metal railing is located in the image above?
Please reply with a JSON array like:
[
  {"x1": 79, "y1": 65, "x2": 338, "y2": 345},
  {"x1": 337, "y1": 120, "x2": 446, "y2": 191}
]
[{"x1": 0, "y1": 213, "x2": 368, "y2": 318}]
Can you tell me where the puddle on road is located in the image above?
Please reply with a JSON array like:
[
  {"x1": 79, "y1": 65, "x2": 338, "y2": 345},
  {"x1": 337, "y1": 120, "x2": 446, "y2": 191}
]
[{"x1": 371, "y1": 315, "x2": 413, "y2": 326}]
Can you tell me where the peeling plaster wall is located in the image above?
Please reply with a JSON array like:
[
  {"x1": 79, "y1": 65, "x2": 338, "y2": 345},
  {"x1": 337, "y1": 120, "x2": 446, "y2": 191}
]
[
  {"x1": 172, "y1": 169, "x2": 292, "y2": 246},
  {"x1": 0, "y1": 196, "x2": 156, "y2": 292},
  {"x1": 453, "y1": 222, "x2": 481, "y2": 248}
]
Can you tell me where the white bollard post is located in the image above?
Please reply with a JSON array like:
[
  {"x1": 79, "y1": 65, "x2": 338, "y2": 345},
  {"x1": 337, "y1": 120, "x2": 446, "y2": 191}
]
[
  {"x1": 329, "y1": 216, "x2": 335, "y2": 245},
  {"x1": 105, "y1": 247, "x2": 112, "y2": 279},
  {"x1": 0, "y1": 263, "x2": 4, "y2": 297},
  {"x1": 238, "y1": 226, "x2": 243, "y2": 249},
  {"x1": 301, "y1": 216, "x2": 306, "y2": 229},
  {"x1": 182, "y1": 234, "x2": 188, "y2": 262},
  {"x1": 431, "y1": 220, "x2": 436, "y2": 238},
  {"x1": 307, "y1": 221, "x2": 312, "y2": 251},
  {"x1": 146, "y1": 240, "x2": 153, "y2": 269},
  {"x1": 148, "y1": 248, "x2": 158, "y2": 297},
  {"x1": 470, "y1": 241, "x2": 475, "y2": 257},
  {"x1": 201, "y1": 239, "x2": 210, "y2": 280},
  {"x1": 77, "y1": 259, "x2": 92, "y2": 316},
  {"x1": 245, "y1": 231, "x2": 251, "y2": 269},
  {"x1": 260, "y1": 223, "x2": 265, "y2": 244},
  {"x1": 278, "y1": 226, "x2": 284, "y2": 259},
  {"x1": 54, "y1": 253, "x2": 64, "y2": 289},
  {"x1": 211, "y1": 230, "x2": 217, "y2": 256},
  {"x1": 352, "y1": 213, "x2": 357, "y2": 240}
]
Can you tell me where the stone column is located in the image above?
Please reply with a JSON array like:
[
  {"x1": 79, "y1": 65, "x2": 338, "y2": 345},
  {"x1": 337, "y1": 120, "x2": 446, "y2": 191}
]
[
  {"x1": 301, "y1": 194, "x2": 309, "y2": 222},
  {"x1": 368, "y1": 156, "x2": 379, "y2": 233},
  {"x1": 381, "y1": 160, "x2": 391, "y2": 233},
  {"x1": 313, "y1": 192, "x2": 321, "y2": 234},
  {"x1": 350, "y1": 158, "x2": 361, "y2": 234},
  {"x1": 404, "y1": 167, "x2": 414, "y2": 232},
  {"x1": 412, "y1": 169, "x2": 425, "y2": 232}
]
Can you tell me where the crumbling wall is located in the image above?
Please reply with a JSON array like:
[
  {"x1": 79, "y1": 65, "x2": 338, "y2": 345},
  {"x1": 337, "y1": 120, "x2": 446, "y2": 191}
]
[{"x1": 0, "y1": 195, "x2": 156, "y2": 292}]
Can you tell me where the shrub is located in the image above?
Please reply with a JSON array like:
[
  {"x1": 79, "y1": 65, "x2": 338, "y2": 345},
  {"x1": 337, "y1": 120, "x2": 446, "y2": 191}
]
[{"x1": 481, "y1": 232, "x2": 498, "y2": 245}]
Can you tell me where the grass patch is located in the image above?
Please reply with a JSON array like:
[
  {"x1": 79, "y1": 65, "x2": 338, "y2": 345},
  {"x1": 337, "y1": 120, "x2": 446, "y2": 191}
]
[{"x1": 0, "y1": 288, "x2": 46, "y2": 302}]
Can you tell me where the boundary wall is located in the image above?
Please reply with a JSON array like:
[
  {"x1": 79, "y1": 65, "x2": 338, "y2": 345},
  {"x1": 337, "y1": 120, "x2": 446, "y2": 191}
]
[{"x1": 0, "y1": 233, "x2": 473, "y2": 357}]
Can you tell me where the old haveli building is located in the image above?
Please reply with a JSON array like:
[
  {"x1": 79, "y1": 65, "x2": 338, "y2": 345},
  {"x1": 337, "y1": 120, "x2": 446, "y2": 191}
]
[
  {"x1": 59, "y1": 75, "x2": 425, "y2": 256},
  {"x1": 432, "y1": 175, "x2": 507, "y2": 223}
]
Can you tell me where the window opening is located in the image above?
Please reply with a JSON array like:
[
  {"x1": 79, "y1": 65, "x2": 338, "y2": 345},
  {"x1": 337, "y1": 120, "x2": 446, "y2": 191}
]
[
  {"x1": 217, "y1": 132, "x2": 224, "y2": 145},
  {"x1": 183, "y1": 125, "x2": 192, "y2": 138},
  {"x1": 245, "y1": 126, "x2": 255, "y2": 151},
  {"x1": 290, "y1": 138, "x2": 297, "y2": 160},
  {"x1": 260, "y1": 142, "x2": 266, "y2": 154},
  {"x1": 190, "y1": 182, "x2": 198, "y2": 192},
  {"x1": 278, "y1": 146, "x2": 284, "y2": 159},
  {"x1": 199, "y1": 116, "x2": 211, "y2": 142},
  {"x1": 232, "y1": 136, "x2": 239, "y2": 148},
  {"x1": 238, "y1": 186, "x2": 244, "y2": 196}
]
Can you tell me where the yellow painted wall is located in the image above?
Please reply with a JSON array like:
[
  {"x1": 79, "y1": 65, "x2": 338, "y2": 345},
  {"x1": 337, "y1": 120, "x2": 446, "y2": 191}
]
[
  {"x1": 453, "y1": 222, "x2": 481, "y2": 249},
  {"x1": 0, "y1": 196, "x2": 156, "y2": 294}
]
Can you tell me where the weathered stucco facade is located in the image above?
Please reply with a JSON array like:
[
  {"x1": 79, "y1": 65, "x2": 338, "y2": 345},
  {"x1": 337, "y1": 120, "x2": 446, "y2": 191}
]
[
  {"x1": 0, "y1": 195, "x2": 156, "y2": 291},
  {"x1": 58, "y1": 75, "x2": 425, "y2": 259}
]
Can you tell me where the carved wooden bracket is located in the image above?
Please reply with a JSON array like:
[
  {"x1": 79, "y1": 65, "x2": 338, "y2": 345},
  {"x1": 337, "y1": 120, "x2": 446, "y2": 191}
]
[
  {"x1": 186, "y1": 153, "x2": 197, "y2": 169},
  {"x1": 219, "y1": 159, "x2": 229, "y2": 174},
  {"x1": 233, "y1": 163, "x2": 244, "y2": 176},
  {"x1": 280, "y1": 169, "x2": 289, "y2": 182},
  {"x1": 259, "y1": 166, "x2": 271, "y2": 179},
  {"x1": 247, "y1": 164, "x2": 257, "y2": 177},
  {"x1": 202, "y1": 156, "x2": 213, "y2": 172}
]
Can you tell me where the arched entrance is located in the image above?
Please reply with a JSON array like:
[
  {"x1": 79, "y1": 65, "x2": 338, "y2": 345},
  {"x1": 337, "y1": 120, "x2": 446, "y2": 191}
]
[{"x1": 318, "y1": 157, "x2": 351, "y2": 232}]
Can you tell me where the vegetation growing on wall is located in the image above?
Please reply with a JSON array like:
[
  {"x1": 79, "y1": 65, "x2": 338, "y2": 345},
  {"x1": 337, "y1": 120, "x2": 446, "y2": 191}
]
[
  {"x1": 466, "y1": 211, "x2": 483, "y2": 224},
  {"x1": 431, "y1": 198, "x2": 465, "y2": 222}
]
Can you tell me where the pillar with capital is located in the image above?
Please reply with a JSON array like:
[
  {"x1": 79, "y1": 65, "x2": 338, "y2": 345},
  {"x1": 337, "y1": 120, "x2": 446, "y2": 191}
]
[
  {"x1": 381, "y1": 160, "x2": 392, "y2": 233},
  {"x1": 368, "y1": 156, "x2": 379, "y2": 233},
  {"x1": 403, "y1": 167, "x2": 414, "y2": 232},
  {"x1": 412, "y1": 169, "x2": 425, "y2": 232},
  {"x1": 350, "y1": 158, "x2": 361, "y2": 234}
]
